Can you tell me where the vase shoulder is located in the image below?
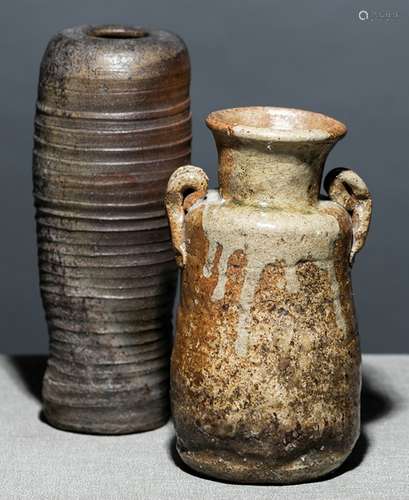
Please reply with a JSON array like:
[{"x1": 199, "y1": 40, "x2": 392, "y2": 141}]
[{"x1": 185, "y1": 190, "x2": 352, "y2": 268}]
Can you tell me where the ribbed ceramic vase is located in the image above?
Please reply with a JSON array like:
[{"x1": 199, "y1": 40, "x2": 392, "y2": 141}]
[
  {"x1": 165, "y1": 107, "x2": 372, "y2": 483},
  {"x1": 33, "y1": 25, "x2": 191, "y2": 434}
]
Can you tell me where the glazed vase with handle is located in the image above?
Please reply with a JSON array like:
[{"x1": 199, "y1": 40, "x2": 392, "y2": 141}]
[{"x1": 165, "y1": 107, "x2": 372, "y2": 483}]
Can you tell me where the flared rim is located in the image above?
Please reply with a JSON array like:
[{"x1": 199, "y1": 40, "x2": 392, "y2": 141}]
[{"x1": 206, "y1": 106, "x2": 347, "y2": 143}]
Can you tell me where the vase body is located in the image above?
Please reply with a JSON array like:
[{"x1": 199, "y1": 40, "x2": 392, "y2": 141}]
[
  {"x1": 33, "y1": 25, "x2": 191, "y2": 434},
  {"x1": 165, "y1": 107, "x2": 372, "y2": 483}
]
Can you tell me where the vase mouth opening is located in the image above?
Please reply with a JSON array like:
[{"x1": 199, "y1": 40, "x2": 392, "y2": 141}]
[
  {"x1": 206, "y1": 106, "x2": 347, "y2": 143},
  {"x1": 88, "y1": 25, "x2": 148, "y2": 40}
]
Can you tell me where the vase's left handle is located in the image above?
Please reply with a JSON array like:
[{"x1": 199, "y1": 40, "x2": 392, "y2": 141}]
[
  {"x1": 165, "y1": 165, "x2": 209, "y2": 268},
  {"x1": 324, "y1": 168, "x2": 372, "y2": 265}
]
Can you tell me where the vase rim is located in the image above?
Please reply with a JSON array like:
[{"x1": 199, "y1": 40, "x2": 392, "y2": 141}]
[{"x1": 206, "y1": 106, "x2": 347, "y2": 144}]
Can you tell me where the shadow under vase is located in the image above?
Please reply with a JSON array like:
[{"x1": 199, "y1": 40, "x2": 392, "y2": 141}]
[{"x1": 10, "y1": 354, "x2": 47, "y2": 401}]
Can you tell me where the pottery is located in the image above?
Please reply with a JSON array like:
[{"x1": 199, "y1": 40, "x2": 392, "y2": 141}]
[
  {"x1": 165, "y1": 107, "x2": 371, "y2": 483},
  {"x1": 33, "y1": 25, "x2": 191, "y2": 434}
]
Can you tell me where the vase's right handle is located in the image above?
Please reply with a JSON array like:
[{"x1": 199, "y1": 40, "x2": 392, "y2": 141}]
[
  {"x1": 324, "y1": 168, "x2": 372, "y2": 265},
  {"x1": 165, "y1": 165, "x2": 209, "y2": 268}
]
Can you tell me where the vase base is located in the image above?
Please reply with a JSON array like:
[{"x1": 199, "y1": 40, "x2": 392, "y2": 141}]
[
  {"x1": 177, "y1": 442, "x2": 352, "y2": 484},
  {"x1": 43, "y1": 403, "x2": 169, "y2": 435}
]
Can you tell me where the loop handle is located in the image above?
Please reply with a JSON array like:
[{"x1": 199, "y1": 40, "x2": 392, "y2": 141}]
[
  {"x1": 165, "y1": 165, "x2": 209, "y2": 268},
  {"x1": 324, "y1": 168, "x2": 372, "y2": 265}
]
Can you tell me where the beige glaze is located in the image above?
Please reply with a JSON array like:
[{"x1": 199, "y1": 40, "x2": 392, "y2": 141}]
[{"x1": 165, "y1": 107, "x2": 372, "y2": 483}]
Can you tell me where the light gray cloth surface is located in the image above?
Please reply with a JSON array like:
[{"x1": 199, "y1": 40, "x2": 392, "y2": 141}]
[{"x1": 0, "y1": 355, "x2": 408, "y2": 499}]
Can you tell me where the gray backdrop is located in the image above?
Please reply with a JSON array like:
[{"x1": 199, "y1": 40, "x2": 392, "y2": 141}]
[{"x1": 0, "y1": 0, "x2": 407, "y2": 353}]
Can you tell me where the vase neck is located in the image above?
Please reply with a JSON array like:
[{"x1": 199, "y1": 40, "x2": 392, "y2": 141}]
[
  {"x1": 215, "y1": 138, "x2": 334, "y2": 210},
  {"x1": 206, "y1": 107, "x2": 346, "y2": 210}
]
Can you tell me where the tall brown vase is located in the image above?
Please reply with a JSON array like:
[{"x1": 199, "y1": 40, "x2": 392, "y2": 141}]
[{"x1": 33, "y1": 25, "x2": 191, "y2": 434}]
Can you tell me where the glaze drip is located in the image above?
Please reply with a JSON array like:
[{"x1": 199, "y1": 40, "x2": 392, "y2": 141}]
[{"x1": 200, "y1": 195, "x2": 346, "y2": 355}]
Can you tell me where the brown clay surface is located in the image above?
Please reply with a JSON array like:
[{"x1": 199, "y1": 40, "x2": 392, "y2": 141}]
[{"x1": 33, "y1": 25, "x2": 191, "y2": 434}]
